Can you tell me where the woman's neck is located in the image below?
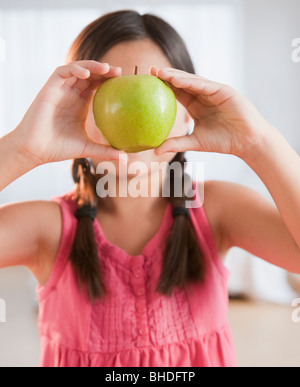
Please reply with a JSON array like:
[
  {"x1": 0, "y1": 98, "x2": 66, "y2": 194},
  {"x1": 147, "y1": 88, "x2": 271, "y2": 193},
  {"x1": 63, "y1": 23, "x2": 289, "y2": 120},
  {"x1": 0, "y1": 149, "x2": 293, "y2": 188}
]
[{"x1": 96, "y1": 164, "x2": 169, "y2": 218}]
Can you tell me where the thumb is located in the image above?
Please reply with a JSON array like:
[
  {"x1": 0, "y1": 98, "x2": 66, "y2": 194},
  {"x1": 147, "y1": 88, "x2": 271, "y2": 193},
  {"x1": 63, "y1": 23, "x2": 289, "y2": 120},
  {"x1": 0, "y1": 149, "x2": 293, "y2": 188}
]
[
  {"x1": 81, "y1": 141, "x2": 128, "y2": 163},
  {"x1": 154, "y1": 134, "x2": 197, "y2": 156}
]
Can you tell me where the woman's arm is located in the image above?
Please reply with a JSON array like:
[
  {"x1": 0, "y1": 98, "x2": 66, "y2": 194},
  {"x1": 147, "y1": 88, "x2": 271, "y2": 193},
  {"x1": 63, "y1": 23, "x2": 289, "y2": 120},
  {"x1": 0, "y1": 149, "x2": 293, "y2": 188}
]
[
  {"x1": 152, "y1": 66, "x2": 300, "y2": 272},
  {"x1": 203, "y1": 126, "x2": 300, "y2": 273},
  {"x1": 0, "y1": 61, "x2": 126, "y2": 192},
  {"x1": 0, "y1": 136, "x2": 52, "y2": 283},
  {"x1": 242, "y1": 126, "x2": 300, "y2": 258},
  {"x1": 0, "y1": 201, "x2": 62, "y2": 285},
  {"x1": 0, "y1": 61, "x2": 127, "y2": 281},
  {"x1": 0, "y1": 130, "x2": 39, "y2": 191},
  {"x1": 204, "y1": 180, "x2": 300, "y2": 273}
]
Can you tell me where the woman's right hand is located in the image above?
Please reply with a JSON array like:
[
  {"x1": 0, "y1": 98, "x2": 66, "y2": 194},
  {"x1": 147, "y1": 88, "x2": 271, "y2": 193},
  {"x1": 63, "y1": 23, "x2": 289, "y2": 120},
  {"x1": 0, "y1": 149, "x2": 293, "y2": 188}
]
[{"x1": 13, "y1": 61, "x2": 126, "y2": 165}]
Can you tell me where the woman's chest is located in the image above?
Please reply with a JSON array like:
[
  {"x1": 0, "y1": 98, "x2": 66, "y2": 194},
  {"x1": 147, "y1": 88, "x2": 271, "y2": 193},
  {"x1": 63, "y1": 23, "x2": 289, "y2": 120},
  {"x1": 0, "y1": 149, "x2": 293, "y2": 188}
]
[{"x1": 96, "y1": 215, "x2": 164, "y2": 256}]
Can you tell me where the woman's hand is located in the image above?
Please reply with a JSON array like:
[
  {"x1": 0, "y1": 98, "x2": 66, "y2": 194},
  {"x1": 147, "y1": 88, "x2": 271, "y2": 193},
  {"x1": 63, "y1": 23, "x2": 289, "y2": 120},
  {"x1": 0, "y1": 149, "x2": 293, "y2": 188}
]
[
  {"x1": 149, "y1": 67, "x2": 300, "y2": 275},
  {"x1": 150, "y1": 67, "x2": 272, "y2": 159},
  {"x1": 13, "y1": 61, "x2": 125, "y2": 165}
]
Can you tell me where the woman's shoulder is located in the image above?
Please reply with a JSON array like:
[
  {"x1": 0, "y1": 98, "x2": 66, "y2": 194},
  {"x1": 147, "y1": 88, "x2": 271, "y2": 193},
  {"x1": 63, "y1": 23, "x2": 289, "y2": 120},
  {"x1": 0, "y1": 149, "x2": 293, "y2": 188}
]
[
  {"x1": 0, "y1": 199, "x2": 63, "y2": 285},
  {"x1": 26, "y1": 200, "x2": 64, "y2": 285},
  {"x1": 200, "y1": 180, "x2": 266, "y2": 258},
  {"x1": 199, "y1": 180, "x2": 247, "y2": 258},
  {"x1": 9, "y1": 193, "x2": 77, "y2": 285},
  {"x1": 201, "y1": 179, "x2": 252, "y2": 209},
  {"x1": 1, "y1": 199, "x2": 63, "y2": 230},
  {"x1": 201, "y1": 179, "x2": 263, "y2": 213}
]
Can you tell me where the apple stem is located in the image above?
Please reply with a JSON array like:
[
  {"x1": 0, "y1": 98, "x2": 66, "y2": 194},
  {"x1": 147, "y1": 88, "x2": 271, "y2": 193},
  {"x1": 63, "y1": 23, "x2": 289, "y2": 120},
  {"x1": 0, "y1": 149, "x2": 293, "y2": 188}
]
[{"x1": 134, "y1": 66, "x2": 138, "y2": 75}]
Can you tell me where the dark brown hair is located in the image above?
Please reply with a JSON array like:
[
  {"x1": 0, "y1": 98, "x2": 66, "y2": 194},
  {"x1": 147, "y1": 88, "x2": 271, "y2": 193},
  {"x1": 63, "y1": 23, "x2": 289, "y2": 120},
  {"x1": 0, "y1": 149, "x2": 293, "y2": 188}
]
[{"x1": 68, "y1": 10, "x2": 205, "y2": 301}]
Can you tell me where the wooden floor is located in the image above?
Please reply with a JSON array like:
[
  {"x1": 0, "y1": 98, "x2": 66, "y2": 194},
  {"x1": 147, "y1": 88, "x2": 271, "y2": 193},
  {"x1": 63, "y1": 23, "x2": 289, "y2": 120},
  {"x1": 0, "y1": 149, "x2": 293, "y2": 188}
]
[
  {"x1": 228, "y1": 297, "x2": 300, "y2": 367},
  {"x1": 0, "y1": 267, "x2": 300, "y2": 367}
]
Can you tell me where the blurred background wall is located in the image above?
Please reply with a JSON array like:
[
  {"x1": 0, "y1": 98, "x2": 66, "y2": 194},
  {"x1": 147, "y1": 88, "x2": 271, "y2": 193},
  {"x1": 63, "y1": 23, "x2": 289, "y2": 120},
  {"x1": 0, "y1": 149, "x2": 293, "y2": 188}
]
[{"x1": 0, "y1": 0, "x2": 300, "y2": 366}]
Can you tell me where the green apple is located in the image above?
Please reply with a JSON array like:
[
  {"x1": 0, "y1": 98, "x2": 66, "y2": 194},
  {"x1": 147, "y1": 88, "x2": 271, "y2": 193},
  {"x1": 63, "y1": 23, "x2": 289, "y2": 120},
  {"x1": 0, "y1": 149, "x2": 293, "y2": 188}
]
[{"x1": 93, "y1": 73, "x2": 177, "y2": 153}]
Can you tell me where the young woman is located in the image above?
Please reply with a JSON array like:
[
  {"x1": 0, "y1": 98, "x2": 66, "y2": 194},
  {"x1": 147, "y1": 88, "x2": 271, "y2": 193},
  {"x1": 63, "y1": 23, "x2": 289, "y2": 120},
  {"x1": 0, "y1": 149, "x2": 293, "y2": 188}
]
[{"x1": 1, "y1": 10, "x2": 300, "y2": 367}]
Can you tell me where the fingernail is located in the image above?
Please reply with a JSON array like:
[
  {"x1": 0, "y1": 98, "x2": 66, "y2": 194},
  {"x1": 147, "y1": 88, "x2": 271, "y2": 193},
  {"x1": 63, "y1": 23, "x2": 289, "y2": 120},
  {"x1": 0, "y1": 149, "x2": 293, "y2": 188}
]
[
  {"x1": 111, "y1": 65, "x2": 122, "y2": 71},
  {"x1": 83, "y1": 69, "x2": 90, "y2": 78},
  {"x1": 150, "y1": 65, "x2": 159, "y2": 73}
]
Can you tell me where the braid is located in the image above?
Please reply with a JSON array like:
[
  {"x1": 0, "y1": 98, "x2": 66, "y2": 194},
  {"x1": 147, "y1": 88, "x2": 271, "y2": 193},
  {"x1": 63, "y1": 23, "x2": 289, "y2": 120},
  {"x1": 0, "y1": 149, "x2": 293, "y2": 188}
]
[
  {"x1": 156, "y1": 152, "x2": 205, "y2": 296},
  {"x1": 70, "y1": 158, "x2": 105, "y2": 301},
  {"x1": 72, "y1": 159, "x2": 96, "y2": 206},
  {"x1": 69, "y1": 155, "x2": 204, "y2": 300}
]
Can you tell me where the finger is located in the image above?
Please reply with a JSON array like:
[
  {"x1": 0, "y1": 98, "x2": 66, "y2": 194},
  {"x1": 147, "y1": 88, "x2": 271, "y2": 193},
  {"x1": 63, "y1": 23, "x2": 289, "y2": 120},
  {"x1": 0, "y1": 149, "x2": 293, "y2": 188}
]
[
  {"x1": 76, "y1": 67, "x2": 123, "y2": 100},
  {"x1": 151, "y1": 66, "x2": 199, "y2": 115},
  {"x1": 53, "y1": 63, "x2": 95, "y2": 90},
  {"x1": 151, "y1": 66, "x2": 205, "y2": 83},
  {"x1": 65, "y1": 77, "x2": 90, "y2": 93},
  {"x1": 75, "y1": 60, "x2": 122, "y2": 76},
  {"x1": 58, "y1": 64, "x2": 91, "y2": 81},
  {"x1": 81, "y1": 141, "x2": 129, "y2": 162},
  {"x1": 156, "y1": 68, "x2": 236, "y2": 109},
  {"x1": 150, "y1": 65, "x2": 160, "y2": 76},
  {"x1": 151, "y1": 66, "x2": 194, "y2": 92},
  {"x1": 63, "y1": 76, "x2": 79, "y2": 89},
  {"x1": 88, "y1": 65, "x2": 122, "y2": 83},
  {"x1": 159, "y1": 70, "x2": 221, "y2": 96},
  {"x1": 64, "y1": 65, "x2": 122, "y2": 95},
  {"x1": 151, "y1": 66, "x2": 198, "y2": 78},
  {"x1": 151, "y1": 73, "x2": 204, "y2": 120},
  {"x1": 155, "y1": 134, "x2": 197, "y2": 155},
  {"x1": 56, "y1": 61, "x2": 121, "y2": 83},
  {"x1": 153, "y1": 67, "x2": 223, "y2": 98},
  {"x1": 59, "y1": 61, "x2": 110, "y2": 78},
  {"x1": 157, "y1": 67, "x2": 210, "y2": 83},
  {"x1": 167, "y1": 85, "x2": 197, "y2": 113}
]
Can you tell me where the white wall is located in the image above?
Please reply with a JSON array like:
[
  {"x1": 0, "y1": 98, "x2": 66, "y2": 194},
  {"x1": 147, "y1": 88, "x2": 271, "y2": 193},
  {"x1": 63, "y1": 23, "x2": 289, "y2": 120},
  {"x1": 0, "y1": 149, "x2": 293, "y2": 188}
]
[
  {"x1": 225, "y1": 0, "x2": 300, "y2": 303},
  {"x1": 243, "y1": 0, "x2": 300, "y2": 151},
  {"x1": 0, "y1": 8, "x2": 100, "y2": 202}
]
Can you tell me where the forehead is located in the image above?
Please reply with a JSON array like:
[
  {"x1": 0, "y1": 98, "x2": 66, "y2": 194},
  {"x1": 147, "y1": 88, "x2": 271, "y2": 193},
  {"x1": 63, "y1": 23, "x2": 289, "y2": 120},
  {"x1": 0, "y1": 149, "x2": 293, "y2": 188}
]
[{"x1": 100, "y1": 39, "x2": 172, "y2": 75}]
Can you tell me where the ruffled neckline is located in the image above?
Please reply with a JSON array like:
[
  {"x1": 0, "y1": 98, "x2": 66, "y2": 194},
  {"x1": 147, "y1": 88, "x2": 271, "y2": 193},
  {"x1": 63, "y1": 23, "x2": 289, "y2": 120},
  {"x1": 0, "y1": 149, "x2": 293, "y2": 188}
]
[{"x1": 93, "y1": 201, "x2": 173, "y2": 268}]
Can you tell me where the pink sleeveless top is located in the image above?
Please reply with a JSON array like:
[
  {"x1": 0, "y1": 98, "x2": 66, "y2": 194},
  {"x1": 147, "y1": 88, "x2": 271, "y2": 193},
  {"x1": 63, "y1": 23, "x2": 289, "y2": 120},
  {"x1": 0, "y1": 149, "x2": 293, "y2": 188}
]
[{"x1": 36, "y1": 183, "x2": 237, "y2": 367}]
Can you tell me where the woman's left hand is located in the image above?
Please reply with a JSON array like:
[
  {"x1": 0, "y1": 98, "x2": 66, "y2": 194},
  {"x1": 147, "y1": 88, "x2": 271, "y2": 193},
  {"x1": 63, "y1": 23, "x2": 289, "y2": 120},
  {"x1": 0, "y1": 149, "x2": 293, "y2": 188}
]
[{"x1": 150, "y1": 67, "x2": 271, "y2": 158}]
